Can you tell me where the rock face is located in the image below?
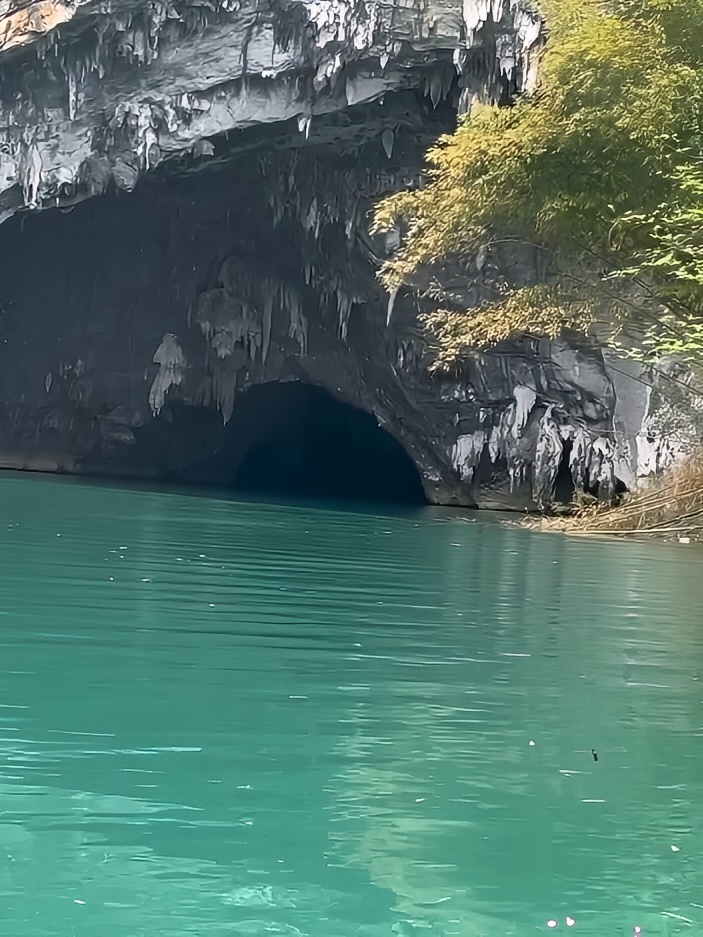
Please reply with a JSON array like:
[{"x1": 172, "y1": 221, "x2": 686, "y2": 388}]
[
  {"x1": 0, "y1": 0, "x2": 684, "y2": 507},
  {"x1": 0, "y1": 0, "x2": 539, "y2": 220}
]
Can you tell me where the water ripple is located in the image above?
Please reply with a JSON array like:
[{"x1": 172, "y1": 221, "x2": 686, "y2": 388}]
[{"x1": 0, "y1": 475, "x2": 702, "y2": 935}]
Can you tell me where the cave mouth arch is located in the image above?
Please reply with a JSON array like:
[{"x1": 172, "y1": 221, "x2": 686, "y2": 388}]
[{"x1": 177, "y1": 381, "x2": 427, "y2": 506}]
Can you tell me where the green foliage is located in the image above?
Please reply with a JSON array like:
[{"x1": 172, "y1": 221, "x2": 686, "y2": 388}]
[
  {"x1": 423, "y1": 285, "x2": 594, "y2": 371},
  {"x1": 615, "y1": 163, "x2": 703, "y2": 359},
  {"x1": 372, "y1": 0, "x2": 703, "y2": 369}
]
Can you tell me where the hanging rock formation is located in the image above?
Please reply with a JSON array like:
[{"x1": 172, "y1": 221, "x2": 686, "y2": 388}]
[
  {"x1": 0, "y1": 0, "x2": 539, "y2": 221},
  {"x1": 0, "y1": 0, "x2": 689, "y2": 507}
]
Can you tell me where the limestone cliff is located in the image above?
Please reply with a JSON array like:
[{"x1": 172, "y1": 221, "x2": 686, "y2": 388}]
[{"x1": 0, "y1": 0, "x2": 682, "y2": 507}]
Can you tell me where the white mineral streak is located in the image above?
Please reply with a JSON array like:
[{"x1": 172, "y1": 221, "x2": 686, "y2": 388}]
[
  {"x1": 149, "y1": 333, "x2": 186, "y2": 415},
  {"x1": 337, "y1": 291, "x2": 353, "y2": 342},
  {"x1": 297, "y1": 115, "x2": 312, "y2": 139},
  {"x1": 262, "y1": 292, "x2": 273, "y2": 365},
  {"x1": 67, "y1": 69, "x2": 78, "y2": 120},
  {"x1": 635, "y1": 392, "x2": 658, "y2": 476}
]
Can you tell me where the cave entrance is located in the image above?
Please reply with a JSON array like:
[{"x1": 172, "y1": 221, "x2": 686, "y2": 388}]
[
  {"x1": 184, "y1": 382, "x2": 427, "y2": 505},
  {"x1": 553, "y1": 440, "x2": 576, "y2": 505}
]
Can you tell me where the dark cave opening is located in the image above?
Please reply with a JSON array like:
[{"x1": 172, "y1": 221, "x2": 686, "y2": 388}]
[
  {"x1": 554, "y1": 440, "x2": 576, "y2": 505},
  {"x1": 140, "y1": 382, "x2": 427, "y2": 506}
]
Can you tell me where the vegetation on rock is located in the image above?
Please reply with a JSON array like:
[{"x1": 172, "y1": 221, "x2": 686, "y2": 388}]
[{"x1": 372, "y1": 0, "x2": 703, "y2": 371}]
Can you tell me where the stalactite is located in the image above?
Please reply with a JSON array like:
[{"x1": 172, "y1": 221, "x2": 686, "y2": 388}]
[
  {"x1": 532, "y1": 405, "x2": 563, "y2": 506},
  {"x1": 452, "y1": 430, "x2": 486, "y2": 482},
  {"x1": 67, "y1": 69, "x2": 78, "y2": 119},
  {"x1": 381, "y1": 128, "x2": 394, "y2": 158},
  {"x1": 18, "y1": 139, "x2": 42, "y2": 208},
  {"x1": 445, "y1": 374, "x2": 629, "y2": 505},
  {"x1": 386, "y1": 287, "x2": 398, "y2": 327},
  {"x1": 149, "y1": 333, "x2": 186, "y2": 415},
  {"x1": 0, "y1": 0, "x2": 543, "y2": 218},
  {"x1": 286, "y1": 288, "x2": 308, "y2": 355}
]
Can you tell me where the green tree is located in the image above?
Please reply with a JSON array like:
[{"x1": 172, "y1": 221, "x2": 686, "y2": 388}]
[{"x1": 372, "y1": 0, "x2": 703, "y2": 371}]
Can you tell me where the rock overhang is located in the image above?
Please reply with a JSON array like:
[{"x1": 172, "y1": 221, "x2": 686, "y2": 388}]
[{"x1": 0, "y1": 0, "x2": 541, "y2": 222}]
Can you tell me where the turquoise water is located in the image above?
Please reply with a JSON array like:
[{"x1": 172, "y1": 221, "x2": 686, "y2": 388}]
[{"x1": 0, "y1": 475, "x2": 702, "y2": 937}]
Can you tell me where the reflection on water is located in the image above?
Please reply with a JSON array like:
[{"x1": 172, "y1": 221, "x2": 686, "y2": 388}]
[{"x1": 0, "y1": 475, "x2": 702, "y2": 936}]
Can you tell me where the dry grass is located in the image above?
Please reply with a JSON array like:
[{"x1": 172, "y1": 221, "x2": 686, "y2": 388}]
[{"x1": 540, "y1": 452, "x2": 703, "y2": 540}]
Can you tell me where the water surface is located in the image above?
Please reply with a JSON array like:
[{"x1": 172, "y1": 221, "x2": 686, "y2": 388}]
[{"x1": 0, "y1": 475, "x2": 702, "y2": 937}]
